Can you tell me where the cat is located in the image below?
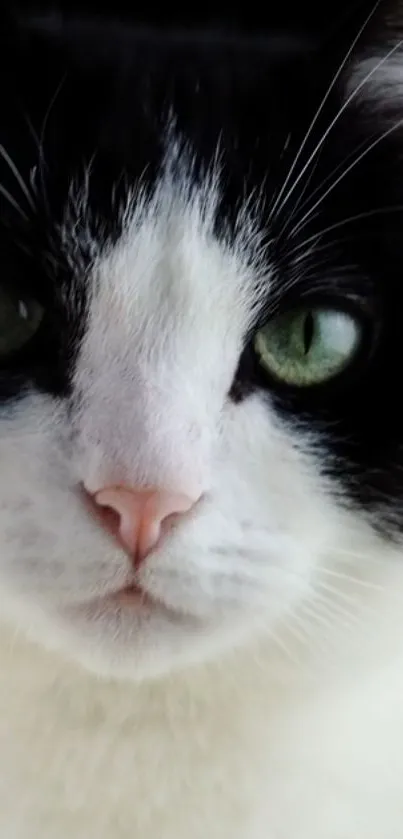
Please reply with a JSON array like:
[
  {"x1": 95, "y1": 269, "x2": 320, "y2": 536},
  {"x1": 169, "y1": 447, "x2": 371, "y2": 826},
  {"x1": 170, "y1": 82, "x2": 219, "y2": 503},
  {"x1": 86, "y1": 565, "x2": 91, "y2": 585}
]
[{"x1": 1, "y1": 1, "x2": 403, "y2": 837}]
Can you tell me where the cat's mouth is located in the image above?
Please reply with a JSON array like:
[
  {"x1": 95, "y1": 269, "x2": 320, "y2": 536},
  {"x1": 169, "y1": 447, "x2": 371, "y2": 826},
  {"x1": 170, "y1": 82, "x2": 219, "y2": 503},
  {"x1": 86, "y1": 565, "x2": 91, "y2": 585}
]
[
  {"x1": 93, "y1": 580, "x2": 187, "y2": 621},
  {"x1": 106, "y1": 582, "x2": 156, "y2": 609}
]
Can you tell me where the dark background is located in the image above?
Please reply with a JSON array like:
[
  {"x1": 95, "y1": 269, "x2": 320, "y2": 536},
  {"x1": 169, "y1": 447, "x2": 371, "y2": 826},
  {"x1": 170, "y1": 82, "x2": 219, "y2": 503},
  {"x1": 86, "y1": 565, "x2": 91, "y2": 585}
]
[{"x1": 2, "y1": 0, "x2": 376, "y2": 43}]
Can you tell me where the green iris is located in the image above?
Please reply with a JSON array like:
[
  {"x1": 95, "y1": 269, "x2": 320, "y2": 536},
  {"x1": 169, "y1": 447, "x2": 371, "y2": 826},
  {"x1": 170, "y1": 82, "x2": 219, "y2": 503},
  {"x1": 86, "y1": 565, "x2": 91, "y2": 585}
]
[
  {"x1": 0, "y1": 287, "x2": 44, "y2": 358},
  {"x1": 255, "y1": 306, "x2": 361, "y2": 387}
]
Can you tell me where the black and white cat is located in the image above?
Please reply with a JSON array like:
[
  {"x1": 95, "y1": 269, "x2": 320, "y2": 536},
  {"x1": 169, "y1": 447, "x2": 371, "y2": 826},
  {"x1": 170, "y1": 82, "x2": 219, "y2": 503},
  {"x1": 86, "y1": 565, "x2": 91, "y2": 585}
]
[{"x1": 1, "y1": 2, "x2": 403, "y2": 836}]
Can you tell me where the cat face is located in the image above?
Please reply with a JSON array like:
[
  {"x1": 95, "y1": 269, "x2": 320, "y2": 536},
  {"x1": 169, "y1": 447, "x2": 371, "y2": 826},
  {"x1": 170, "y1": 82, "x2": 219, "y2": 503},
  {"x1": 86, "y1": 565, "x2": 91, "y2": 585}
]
[{"x1": 0, "y1": 4, "x2": 402, "y2": 680}]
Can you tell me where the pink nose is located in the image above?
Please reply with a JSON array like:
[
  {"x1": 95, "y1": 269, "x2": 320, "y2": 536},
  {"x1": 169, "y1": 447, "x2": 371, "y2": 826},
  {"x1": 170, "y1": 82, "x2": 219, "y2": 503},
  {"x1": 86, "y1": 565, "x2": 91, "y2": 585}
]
[{"x1": 90, "y1": 485, "x2": 197, "y2": 566}]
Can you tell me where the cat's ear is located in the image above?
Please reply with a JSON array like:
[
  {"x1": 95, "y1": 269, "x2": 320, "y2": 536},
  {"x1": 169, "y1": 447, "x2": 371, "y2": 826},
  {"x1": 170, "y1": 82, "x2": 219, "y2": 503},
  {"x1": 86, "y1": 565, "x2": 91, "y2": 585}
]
[{"x1": 343, "y1": 0, "x2": 403, "y2": 117}]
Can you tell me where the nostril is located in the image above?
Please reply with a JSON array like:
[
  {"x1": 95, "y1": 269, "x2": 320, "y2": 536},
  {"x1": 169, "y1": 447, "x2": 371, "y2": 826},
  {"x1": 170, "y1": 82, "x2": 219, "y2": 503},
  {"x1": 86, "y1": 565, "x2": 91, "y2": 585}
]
[
  {"x1": 81, "y1": 483, "x2": 200, "y2": 565},
  {"x1": 80, "y1": 485, "x2": 122, "y2": 544},
  {"x1": 96, "y1": 503, "x2": 121, "y2": 540}
]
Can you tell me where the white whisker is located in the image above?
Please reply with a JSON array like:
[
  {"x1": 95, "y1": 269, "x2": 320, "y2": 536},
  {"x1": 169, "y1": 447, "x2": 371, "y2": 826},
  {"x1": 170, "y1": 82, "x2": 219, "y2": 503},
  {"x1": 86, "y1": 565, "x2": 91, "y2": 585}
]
[
  {"x1": 286, "y1": 132, "x2": 377, "y2": 237},
  {"x1": 313, "y1": 590, "x2": 365, "y2": 631},
  {"x1": 24, "y1": 112, "x2": 41, "y2": 151},
  {"x1": 289, "y1": 103, "x2": 403, "y2": 239},
  {"x1": 267, "y1": 627, "x2": 304, "y2": 668},
  {"x1": 316, "y1": 566, "x2": 403, "y2": 599},
  {"x1": 280, "y1": 614, "x2": 328, "y2": 668},
  {"x1": 37, "y1": 73, "x2": 67, "y2": 213},
  {"x1": 0, "y1": 183, "x2": 29, "y2": 220},
  {"x1": 300, "y1": 600, "x2": 340, "y2": 633},
  {"x1": 287, "y1": 602, "x2": 347, "y2": 658},
  {"x1": 269, "y1": 1, "x2": 384, "y2": 223},
  {"x1": 284, "y1": 205, "x2": 403, "y2": 264},
  {"x1": 299, "y1": 596, "x2": 365, "y2": 655},
  {"x1": 314, "y1": 578, "x2": 363, "y2": 609},
  {"x1": 0, "y1": 144, "x2": 35, "y2": 211},
  {"x1": 324, "y1": 543, "x2": 403, "y2": 565},
  {"x1": 280, "y1": 40, "x2": 403, "y2": 234},
  {"x1": 275, "y1": 154, "x2": 322, "y2": 244}
]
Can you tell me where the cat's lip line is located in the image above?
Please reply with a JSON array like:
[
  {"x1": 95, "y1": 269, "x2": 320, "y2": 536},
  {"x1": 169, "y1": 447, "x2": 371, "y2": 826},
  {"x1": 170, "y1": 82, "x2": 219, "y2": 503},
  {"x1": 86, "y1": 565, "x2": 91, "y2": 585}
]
[
  {"x1": 94, "y1": 580, "x2": 197, "y2": 624},
  {"x1": 107, "y1": 582, "x2": 155, "y2": 607},
  {"x1": 98, "y1": 580, "x2": 188, "y2": 620}
]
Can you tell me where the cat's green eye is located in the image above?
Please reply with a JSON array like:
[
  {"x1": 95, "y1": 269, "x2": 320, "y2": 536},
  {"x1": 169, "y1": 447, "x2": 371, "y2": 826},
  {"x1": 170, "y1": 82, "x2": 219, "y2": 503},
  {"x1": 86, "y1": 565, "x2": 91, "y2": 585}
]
[
  {"x1": 0, "y1": 287, "x2": 44, "y2": 359},
  {"x1": 254, "y1": 306, "x2": 361, "y2": 387}
]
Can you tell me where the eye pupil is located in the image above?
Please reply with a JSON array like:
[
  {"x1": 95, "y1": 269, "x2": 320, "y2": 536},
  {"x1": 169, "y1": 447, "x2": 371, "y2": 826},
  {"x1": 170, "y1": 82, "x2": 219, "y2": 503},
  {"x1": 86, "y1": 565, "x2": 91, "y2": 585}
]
[
  {"x1": 18, "y1": 300, "x2": 28, "y2": 320},
  {"x1": 303, "y1": 312, "x2": 314, "y2": 355}
]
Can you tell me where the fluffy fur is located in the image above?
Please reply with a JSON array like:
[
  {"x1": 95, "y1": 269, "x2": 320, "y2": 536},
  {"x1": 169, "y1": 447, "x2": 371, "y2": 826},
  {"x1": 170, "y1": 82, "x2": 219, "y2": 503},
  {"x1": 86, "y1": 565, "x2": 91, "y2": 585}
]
[{"x1": 1, "y1": 2, "x2": 403, "y2": 836}]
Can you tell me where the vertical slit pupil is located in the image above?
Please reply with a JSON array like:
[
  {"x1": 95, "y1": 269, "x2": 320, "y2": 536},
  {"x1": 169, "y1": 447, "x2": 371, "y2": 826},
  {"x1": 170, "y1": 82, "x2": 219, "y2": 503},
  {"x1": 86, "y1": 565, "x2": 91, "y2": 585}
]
[{"x1": 303, "y1": 312, "x2": 314, "y2": 355}]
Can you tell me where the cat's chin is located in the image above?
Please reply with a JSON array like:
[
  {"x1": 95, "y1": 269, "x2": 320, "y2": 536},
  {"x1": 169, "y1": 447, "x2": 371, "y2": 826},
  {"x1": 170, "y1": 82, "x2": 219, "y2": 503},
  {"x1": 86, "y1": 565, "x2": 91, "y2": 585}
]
[
  {"x1": 37, "y1": 567, "x2": 269, "y2": 683},
  {"x1": 46, "y1": 582, "x2": 215, "y2": 681}
]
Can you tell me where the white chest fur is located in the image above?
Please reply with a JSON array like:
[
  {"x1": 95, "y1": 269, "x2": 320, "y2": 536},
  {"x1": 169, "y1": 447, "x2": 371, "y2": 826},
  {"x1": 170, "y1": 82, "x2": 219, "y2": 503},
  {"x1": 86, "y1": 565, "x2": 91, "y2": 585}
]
[{"x1": 1, "y1": 613, "x2": 403, "y2": 839}]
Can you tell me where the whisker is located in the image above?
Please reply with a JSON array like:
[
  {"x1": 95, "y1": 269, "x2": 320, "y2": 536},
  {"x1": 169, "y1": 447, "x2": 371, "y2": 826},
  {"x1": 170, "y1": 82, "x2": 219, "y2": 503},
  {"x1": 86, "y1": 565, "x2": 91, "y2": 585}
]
[
  {"x1": 280, "y1": 614, "x2": 329, "y2": 669},
  {"x1": 289, "y1": 110, "x2": 403, "y2": 239},
  {"x1": 323, "y1": 543, "x2": 403, "y2": 565},
  {"x1": 304, "y1": 590, "x2": 371, "y2": 648},
  {"x1": 274, "y1": 36, "x2": 403, "y2": 232},
  {"x1": 283, "y1": 205, "x2": 403, "y2": 264},
  {"x1": 300, "y1": 600, "x2": 341, "y2": 633},
  {"x1": 0, "y1": 144, "x2": 35, "y2": 211},
  {"x1": 286, "y1": 132, "x2": 378, "y2": 237},
  {"x1": 267, "y1": 626, "x2": 304, "y2": 668},
  {"x1": 285, "y1": 614, "x2": 324, "y2": 656},
  {"x1": 284, "y1": 611, "x2": 313, "y2": 645},
  {"x1": 313, "y1": 589, "x2": 368, "y2": 632},
  {"x1": 314, "y1": 578, "x2": 364, "y2": 609},
  {"x1": 0, "y1": 183, "x2": 29, "y2": 220},
  {"x1": 37, "y1": 73, "x2": 67, "y2": 213},
  {"x1": 275, "y1": 154, "x2": 322, "y2": 244},
  {"x1": 302, "y1": 602, "x2": 360, "y2": 639},
  {"x1": 264, "y1": 556, "x2": 402, "y2": 603},
  {"x1": 316, "y1": 566, "x2": 402, "y2": 599},
  {"x1": 24, "y1": 113, "x2": 42, "y2": 154},
  {"x1": 288, "y1": 599, "x2": 354, "y2": 659},
  {"x1": 268, "y1": 0, "x2": 382, "y2": 224}
]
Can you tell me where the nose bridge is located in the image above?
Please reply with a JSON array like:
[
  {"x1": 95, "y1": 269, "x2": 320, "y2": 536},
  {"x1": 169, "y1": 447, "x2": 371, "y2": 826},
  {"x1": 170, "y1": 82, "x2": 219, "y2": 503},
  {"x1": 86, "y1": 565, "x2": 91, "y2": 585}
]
[
  {"x1": 75, "y1": 365, "x2": 213, "y2": 496},
  {"x1": 72, "y1": 266, "x2": 226, "y2": 495}
]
